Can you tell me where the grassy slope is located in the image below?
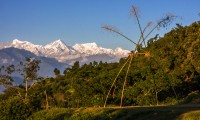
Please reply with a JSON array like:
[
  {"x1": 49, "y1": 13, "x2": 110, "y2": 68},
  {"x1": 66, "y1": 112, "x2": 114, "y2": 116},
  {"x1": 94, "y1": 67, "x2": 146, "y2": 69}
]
[{"x1": 28, "y1": 105, "x2": 200, "y2": 120}]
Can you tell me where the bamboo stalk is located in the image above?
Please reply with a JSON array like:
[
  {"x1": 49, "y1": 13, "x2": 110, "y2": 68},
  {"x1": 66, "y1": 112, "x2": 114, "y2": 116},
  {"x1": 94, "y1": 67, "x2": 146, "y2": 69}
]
[
  {"x1": 104, "y1": 56, "x2": 131, "y2": 108},
  {"x1": 25, "y1": 78, "x2": 28, "y2": 101},
  {"x1": 120, "y1": 54, "x2": 134, "y2": 107}
]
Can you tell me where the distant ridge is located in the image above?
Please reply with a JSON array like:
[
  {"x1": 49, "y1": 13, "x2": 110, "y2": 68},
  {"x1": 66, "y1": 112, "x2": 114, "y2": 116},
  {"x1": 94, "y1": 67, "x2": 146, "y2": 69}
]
[{"x1": 0, "y1": 47, "x2": 69, "y2": 78}]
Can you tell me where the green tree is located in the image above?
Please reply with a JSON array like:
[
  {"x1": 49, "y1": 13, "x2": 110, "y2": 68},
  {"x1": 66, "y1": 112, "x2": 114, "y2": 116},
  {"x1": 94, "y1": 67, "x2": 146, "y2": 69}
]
[
  {"x1": 54, "y1": 68, "x2": 60, "y2": 77},
  {"x1": 72, "y1": 61, "x2": 80, "y2": 70},
  {"x1": 19, "y1": 57, "x2": 41, "y2": 101},
  {"x1": 0, "y1": 65, "x2": 15, "y2": 87},
  {"x1": 0, "y1": 96, "x2": 33, "y2": 120}
]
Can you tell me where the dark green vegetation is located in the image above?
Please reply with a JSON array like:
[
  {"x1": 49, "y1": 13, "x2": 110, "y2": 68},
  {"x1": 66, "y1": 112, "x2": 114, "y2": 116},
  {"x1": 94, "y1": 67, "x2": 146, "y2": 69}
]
[{"x1": 0, "y1": 21, "x2": 200, "y2": 119}]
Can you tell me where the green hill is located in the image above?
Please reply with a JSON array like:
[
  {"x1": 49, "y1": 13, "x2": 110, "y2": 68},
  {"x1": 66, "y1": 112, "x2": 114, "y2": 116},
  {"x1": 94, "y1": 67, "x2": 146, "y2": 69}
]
[{"x1": 0, "y1": 21, "x2": 200, "y2": 120}]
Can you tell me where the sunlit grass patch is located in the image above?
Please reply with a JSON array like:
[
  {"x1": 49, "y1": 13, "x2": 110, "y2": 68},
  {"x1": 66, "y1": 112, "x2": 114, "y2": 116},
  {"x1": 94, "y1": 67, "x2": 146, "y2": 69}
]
[{"x1": 177, "y1": 110, "x2": 200, "y2": 120}]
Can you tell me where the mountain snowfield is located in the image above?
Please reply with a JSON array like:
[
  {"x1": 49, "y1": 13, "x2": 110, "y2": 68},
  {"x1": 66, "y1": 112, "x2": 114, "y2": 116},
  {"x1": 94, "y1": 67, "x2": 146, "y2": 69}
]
[{"x1": 0, "y1": 39, "x2": 129, "y2": 64}]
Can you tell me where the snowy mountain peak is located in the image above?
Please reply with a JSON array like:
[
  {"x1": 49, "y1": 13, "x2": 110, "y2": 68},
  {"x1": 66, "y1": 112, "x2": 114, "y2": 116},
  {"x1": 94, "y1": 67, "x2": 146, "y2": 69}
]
[
  {"x1": 115, "y1": 47, "x2": 128, "y2": 52},
  {"x1": 73, "y1": 42, "x2": 100, "y2": 54},
  {"x1": 73, "y1": 42, "x2": 98, "y2": 50},
  {"x1": 45, "y1": 39, "x2": 70, "y2": 51},
  {"x1": 12, "y1": 39, "x2": 22, "y2": 43},
  {"x1": 114, "y1": 47, "x2": 129, "y2": 58},
  {"x1": 12, "y1": 39, "x2": 30, "y2": 45},
  {"x1": 51, "y1": 39, "x2": 65, "y2": 45},
  {"x1": 46, "y1": 39, "x2": 66, "y2": 46},
  {"x1": 82, "y1": 42, "x2": 98, "y2": 47},
  {"x1": 9, "y1": 39, "x2": 44, "y2": 56},
  {"x1": 12, "y1": 39, "x2": 42, "y2": 47}
]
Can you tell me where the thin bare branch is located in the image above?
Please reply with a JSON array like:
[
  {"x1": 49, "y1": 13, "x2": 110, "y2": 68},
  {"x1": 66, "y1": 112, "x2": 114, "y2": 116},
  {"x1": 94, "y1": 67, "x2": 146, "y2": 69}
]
[
  {"x1": 102, "y1": 25, "x2": 137, "y2": 46},
  {"x1": 131, "y1": 6, "x2": 145, "y2": 47},
  {"x1": 158, "y1": 13, "x2": 177, "y2": 28},
  {"x1": 138, "y1": 22, "x2": 153, "y2": 47},
  {"x1": 144, "y1": 14, "x2": 177, "y2": 41}
]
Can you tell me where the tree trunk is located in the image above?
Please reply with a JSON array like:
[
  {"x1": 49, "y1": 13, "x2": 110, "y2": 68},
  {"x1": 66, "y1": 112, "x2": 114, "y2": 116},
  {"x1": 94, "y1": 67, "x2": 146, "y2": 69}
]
[
  {"x1": 155, "y1": 90, "x2": 158, "y2": 106},
  {"x1": 25, "y1": 78, "x2": 28, "y2": 101},
  {"x1": 112, "y1": 85, "x2": 116, "y2": 99},
  {"x1": 45, "y1": 90, "x2": 49, "y2": 111},
  {"x1": 153, "y1": 78, "x2": 159, "y2": 106}
]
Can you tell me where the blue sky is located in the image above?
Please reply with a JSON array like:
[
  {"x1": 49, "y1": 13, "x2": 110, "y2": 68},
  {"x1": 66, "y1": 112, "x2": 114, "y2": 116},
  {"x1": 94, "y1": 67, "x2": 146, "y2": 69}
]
[{"x1": 0, "y1": 0, "x2": 199, "y2": 50}]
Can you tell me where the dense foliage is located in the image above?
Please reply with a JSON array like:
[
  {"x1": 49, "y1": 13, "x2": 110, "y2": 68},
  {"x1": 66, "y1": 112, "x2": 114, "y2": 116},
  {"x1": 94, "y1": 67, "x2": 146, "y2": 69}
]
[{"x1": 0, "y1": 21, "x2": 200, "y2": 119}]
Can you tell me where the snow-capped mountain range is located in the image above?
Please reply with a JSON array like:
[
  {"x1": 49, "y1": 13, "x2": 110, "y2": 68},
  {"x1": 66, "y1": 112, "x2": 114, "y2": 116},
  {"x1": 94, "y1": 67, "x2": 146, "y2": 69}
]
[{"x1": 0, "y1": 39, "x2": 129, "y2": 64}]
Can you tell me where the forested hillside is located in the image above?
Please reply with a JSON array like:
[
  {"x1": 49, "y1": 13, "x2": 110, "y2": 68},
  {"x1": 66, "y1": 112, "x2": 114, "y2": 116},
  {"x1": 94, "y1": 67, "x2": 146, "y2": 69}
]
[{"x1": 0, "y1": 21, "x2": 200, "y2": 119}]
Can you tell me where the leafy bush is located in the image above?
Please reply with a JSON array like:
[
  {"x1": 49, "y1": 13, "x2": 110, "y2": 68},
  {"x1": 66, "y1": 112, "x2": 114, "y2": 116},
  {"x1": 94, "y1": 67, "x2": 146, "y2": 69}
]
[
  {"x1": 0, "y1": 96, "x2": 33, "y2": 120},
  {"x1": 161, "y1": 97, "x2": 178, "y2": 105},
  {"x1": 179, "y1": 91, "x2": 200, "y2": 104}
]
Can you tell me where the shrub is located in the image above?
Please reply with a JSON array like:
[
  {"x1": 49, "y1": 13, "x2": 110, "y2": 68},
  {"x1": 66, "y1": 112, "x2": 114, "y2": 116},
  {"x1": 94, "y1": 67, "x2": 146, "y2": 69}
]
[
  {"x1": 162, "y1": 97, "x2": 178, "y2": 105},
  {"x1": 179, "y1": 91, "x2": 200, "y2": 104},
  {"x1": 0, "y1": 96, "x2": 33, "y2": 120}
]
